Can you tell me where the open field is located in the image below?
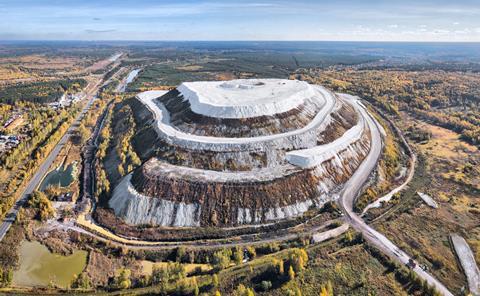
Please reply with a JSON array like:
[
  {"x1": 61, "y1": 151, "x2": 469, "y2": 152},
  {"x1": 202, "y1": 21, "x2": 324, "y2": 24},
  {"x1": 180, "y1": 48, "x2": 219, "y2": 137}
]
[{"x1": 368, "y1": 116, "x2": 480, "y2": 294}]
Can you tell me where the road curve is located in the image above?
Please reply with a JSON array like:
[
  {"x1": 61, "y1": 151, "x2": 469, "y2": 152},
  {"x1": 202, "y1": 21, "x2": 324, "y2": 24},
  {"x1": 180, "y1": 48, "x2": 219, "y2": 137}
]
[{"x1": 338, "y1": 94, "x2": 454, "y2": 296}]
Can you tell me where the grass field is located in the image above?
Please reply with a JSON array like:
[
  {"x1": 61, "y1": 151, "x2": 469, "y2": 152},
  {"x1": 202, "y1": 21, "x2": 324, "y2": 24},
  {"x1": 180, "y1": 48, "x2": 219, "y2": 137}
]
[
  {"x1": 140, "y1": 261, "x2": 212, "y2": 276},
  {"x1": 212, "y1": 237, "x2": 409, "y2": 296},
  {"x1": 372, "y1": 115, "x2": 480, "y2": 294}
]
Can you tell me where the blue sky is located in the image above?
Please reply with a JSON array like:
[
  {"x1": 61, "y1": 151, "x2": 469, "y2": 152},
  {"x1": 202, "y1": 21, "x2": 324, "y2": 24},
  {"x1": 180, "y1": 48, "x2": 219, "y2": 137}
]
[{"x1": 1, "y1": 0, "x2": 480, "y2": 41}]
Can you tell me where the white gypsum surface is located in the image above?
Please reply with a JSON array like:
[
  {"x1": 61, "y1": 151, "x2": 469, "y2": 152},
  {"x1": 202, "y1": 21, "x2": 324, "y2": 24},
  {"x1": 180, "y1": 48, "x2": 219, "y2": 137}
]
[
  {"x1": 137, "y1": 85, "x2": 335, "y2": 151},
  {"x1": 109, "y1": 174, "x2": 201, "y2": 227},
  {"x1": 130, "y1": 93, "x2": 367, "y2": 185},
  {"x1": 285, "y1": 95, "x2": 366, "y2": 169},
  {"x1": 450, "y1": 234, "x2": 480, "y2": 295},
  {"x1": 177, "y1": 79, "x2": 315, "y2": 119},
  {"x1": 141, "y1": 158, "x2": 301, "y2": 183}
]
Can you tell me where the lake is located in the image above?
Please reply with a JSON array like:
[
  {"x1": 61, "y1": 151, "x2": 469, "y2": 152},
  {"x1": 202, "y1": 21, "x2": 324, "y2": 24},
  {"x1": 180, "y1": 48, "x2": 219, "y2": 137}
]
[
  {"x1": 13, "y1": 240, "x2": 88, "y2": 288},
  {"x1": 39, "y1": 162, "x2": 76, "y2": 191}
]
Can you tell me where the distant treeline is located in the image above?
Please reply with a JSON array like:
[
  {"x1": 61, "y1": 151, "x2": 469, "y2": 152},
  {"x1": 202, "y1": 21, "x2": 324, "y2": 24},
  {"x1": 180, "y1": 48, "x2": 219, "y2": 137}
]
[
  {"x1": 0, "y1": 79, "x2": 87, "y2": 104},
  {"x1": 302, "y1": 68, "x2": 480, "y2": 147}
]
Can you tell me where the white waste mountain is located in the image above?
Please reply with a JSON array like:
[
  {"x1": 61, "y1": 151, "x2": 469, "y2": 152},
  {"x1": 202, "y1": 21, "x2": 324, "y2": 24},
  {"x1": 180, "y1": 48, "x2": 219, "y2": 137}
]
[{"x1": 109, "y1": 78, "x2": 371, "y2": 227}]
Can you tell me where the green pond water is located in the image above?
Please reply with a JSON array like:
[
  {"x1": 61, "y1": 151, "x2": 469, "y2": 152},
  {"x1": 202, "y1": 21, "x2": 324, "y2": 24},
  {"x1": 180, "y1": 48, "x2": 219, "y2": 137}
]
[
  {"x1": 39, "y1": 162, "x2": 76, "y2": 191},
  {"x1": 13, "y1": 240, "x2": 87, "y2": 288}
]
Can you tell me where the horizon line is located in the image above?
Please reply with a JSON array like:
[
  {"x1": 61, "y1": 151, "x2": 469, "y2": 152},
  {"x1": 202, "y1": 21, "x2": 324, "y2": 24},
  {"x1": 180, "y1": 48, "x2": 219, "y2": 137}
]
[{"x1": 1, "y1": 39, "x2": 480, "y2": 44}]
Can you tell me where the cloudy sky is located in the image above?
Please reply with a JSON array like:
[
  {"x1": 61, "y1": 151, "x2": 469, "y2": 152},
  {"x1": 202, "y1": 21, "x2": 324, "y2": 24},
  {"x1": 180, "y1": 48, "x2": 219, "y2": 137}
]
[{"x1": 1, "y1": 0, "x2": 480, "y2": 41}]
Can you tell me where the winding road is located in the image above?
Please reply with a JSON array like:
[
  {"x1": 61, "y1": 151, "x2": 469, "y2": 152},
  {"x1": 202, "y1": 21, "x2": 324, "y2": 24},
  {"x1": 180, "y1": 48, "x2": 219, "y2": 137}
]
[
  {"x1": 338, "y1": 94, "x2": 454, "y2": 296},
  {"x1": 1, "y1": 72, "x2": 455, "y2": 296},
  {"x1": 72, "y1": 91, "x2": 453, "y2": 296}
]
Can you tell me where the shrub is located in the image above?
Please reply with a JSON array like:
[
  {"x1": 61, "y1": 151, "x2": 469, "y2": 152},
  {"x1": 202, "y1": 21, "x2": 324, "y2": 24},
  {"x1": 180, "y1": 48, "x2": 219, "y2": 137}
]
[
  {"x1": 212, "y1": 248, "x2": 232, "y2": 270},
  {"x1": 234, "y1": 284, "x2": 255, "y2": 296},
  {"x1": 112, "y1": 268, "x2": 131, "y2": 289},
  {"x1": 288, "y1": 249, "x2": 308, "y2": 272},
  {"x1": 245, "y1": 246, "x2": 256, "y2": 259},
  {"x1": 234, "y1": 246, "x2": 244, "y2": 264},
  {"x1": 260, "y1": 280, "x2": 272, "y2": 291},
  {"x1": 70, "y1": 272, "x2": 91, "y2": 289},
  {"x1": 151, "y1": 262, "x2": 186, "y2": 285},
  {"x1": 28, "y1": 190, "x2": 55, "y2": 221}
]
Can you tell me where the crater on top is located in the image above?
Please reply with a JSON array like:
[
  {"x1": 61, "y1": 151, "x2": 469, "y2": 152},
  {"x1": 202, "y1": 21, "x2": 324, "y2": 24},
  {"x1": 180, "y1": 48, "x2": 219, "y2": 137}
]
[
  {"x1": 219, "y1": 80, "x2": 265, "y2": 89},
  {"x1": 177, "y1": 78, "x2": 317, "y2": 119}
]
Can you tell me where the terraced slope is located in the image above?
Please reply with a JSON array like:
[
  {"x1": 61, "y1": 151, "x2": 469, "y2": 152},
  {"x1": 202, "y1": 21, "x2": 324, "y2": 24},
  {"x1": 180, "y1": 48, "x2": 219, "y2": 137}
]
[{"x1": 108, "y1": 79, "x2": 371, "y2": 227}]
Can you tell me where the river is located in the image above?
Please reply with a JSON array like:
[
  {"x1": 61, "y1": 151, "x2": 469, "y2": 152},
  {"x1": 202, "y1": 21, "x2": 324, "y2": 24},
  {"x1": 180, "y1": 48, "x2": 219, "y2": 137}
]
[{"x1": 118, "y1": 68, "x2": 141, "y2": 92}]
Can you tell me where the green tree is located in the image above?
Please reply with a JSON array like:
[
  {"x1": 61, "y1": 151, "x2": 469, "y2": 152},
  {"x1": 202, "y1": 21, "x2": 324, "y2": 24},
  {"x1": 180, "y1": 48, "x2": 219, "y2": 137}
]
[
  {"x1": 0, "y1": 267, "x2": 13, "y2": 287},
  {"x1": 117, "y1": 164, "x2": 125, "y2": 176},
  {"x1": 77, "y1": 123, "x2": 90, "y2": 143},
  {"x1": 234, "y1": 284, "x2": 255, "y2": 296},
  {"x1": 288, "y1": 266, "x2": 295, "y2": 281},
  {"x1": 212, "y1": 274, "x2": 219, "y2": 287},
  {"x1": 29, "y1": 190, "x2": 55, "y2": 221},
  {"x1": 320, "y1": 280, "x2": 333, "y2": 296},
  {"x1": 245, "y1": 246, "x2": 256, "y2": 259},
  {"x1": 234, "y1": 246, "x2": 244, "y2": 265},
  {"x1": 151, "y1": 262, "x2": 186, "y2": 289},
  {"x1": 151, "y1": 266, "x2": 169, "y2": 290},
  {"x1": 277, "y1": 259, "x2": 285, "y2": 275},
  {"x1": 4, "y1": 269, "x2": 12, "y2": 287},
  {"x1": 114, "y1": 268, "x2": 131, "y2": 289},
  {"x1": 326, "y1": 280, "x2": 333, "y2": 295},
  {"x1": 295, "y1": 287, "x2": 302, "y2": 296},
  {"x1": 344, "y1": 230, "x2": 354, "y2": 243},
  {"x1": 175, "y1": 246, "x2": 186, "y2": 262},
  {"x1": 289, "y1": 249, "x2": 308, "y2": 272},
  {"x1": 70, "y1": 272, "x2": 91, "y2": 289},
  {"x1": 212, "y1": 249, "x2": 232, "y2": 270}
]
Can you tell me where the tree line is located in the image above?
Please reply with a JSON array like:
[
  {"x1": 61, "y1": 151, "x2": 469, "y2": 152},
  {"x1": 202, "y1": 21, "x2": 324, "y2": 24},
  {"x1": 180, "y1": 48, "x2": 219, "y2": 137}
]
[{"x1": 0, "y1": 79, "x2": 87, "y2": 104}]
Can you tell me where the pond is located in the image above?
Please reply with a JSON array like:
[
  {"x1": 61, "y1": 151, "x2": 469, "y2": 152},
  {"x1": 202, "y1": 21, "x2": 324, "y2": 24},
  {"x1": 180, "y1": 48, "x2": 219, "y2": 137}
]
[
  {"x1": 39, "y1": 162, "x2": 76, "y2": 191},
  {"x1": 13, "y1": 240, "x2": 88, "y2": 288}
]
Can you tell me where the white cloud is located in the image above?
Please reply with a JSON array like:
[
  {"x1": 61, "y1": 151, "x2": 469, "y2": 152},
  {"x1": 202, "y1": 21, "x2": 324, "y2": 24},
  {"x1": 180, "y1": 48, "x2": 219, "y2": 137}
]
[
  {"x1": 454, "y1": 29, "x2": 470, "y2": 35},
  {"x1": 433, "y1": 29, "x2": 450, "y2": 34},
  {"x1": 85, "y1": 29, "x2": 116, "y2": 34}
]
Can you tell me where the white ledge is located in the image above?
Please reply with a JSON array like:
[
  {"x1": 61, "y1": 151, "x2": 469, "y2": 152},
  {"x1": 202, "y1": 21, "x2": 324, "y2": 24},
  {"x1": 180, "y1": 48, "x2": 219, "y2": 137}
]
[
  {"x1": 286, "y1": 95, "x2": 366, "y2": 168},
  {"x1": 136, "y1": 84, "x2": 335, "y2": 152}
]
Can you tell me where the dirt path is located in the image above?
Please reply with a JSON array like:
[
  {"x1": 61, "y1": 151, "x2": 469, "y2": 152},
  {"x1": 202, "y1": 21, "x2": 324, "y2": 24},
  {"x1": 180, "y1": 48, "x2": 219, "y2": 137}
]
[{"x1": 63, "y1": 215, "x2": 341, "y2": 249}]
